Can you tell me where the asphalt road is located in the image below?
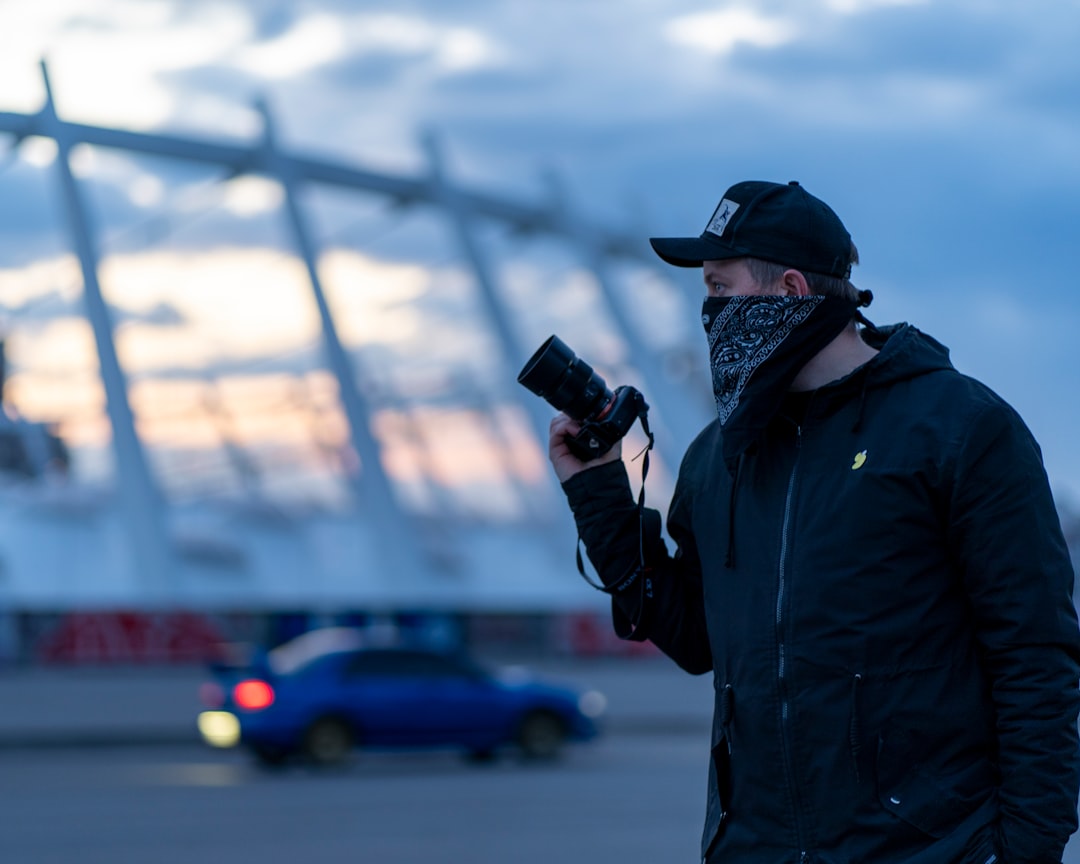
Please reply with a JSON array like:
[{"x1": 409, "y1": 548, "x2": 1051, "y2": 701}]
[
  {"x1": 0, "y1": 734, "x2": 709, "y2": 864},
  {"x1": 5, "y1": 735, "x2": 1080, "y2": 864},
  {"x1": 3, "y1": 657, "x2": 1080, "y2": 864}
]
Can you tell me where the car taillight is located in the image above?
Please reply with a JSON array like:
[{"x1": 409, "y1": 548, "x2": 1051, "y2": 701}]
[
  {"x1": 199, "y1": 682, "x2": 225, "y2": 708},
  {"x1": 233, "y1": 679, "x2": 275, "y2": 711}
]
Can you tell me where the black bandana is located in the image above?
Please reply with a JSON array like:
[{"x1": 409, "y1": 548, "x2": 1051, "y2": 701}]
[{"x1": 702, "y1": 294, "x2": 860, "y2": 471}]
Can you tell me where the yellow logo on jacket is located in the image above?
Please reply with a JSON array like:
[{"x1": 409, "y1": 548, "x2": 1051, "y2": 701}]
[{"x1": 851, "y1": 450, "x2": 868, "y2": 470}]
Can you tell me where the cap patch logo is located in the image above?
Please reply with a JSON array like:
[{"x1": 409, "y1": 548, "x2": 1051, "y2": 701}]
[{"x1": 706, "y1": 198, "x2": 740, "y2": 237}]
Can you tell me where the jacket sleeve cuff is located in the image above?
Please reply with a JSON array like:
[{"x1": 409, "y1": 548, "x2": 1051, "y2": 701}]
[{"x1": 561, "y1": 460, "x2": 636, "y2": 524}]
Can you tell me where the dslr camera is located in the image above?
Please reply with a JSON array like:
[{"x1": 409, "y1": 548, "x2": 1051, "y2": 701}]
[{"x1": 518, "y1": 335, "x2": 648, "y2": 462}]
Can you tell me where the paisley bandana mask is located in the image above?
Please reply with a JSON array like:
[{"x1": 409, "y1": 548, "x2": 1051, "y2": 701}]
[{"x1": 702, "y1": 293, "x2": 860, "y2": 470}]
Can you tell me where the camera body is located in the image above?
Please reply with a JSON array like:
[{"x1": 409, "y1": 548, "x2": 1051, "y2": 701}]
[
  {"x1": 562, "y1": 384, "x2": 647, "y2": 461},
  {"x1": 517, "y1": 335, "x2": 648, "y2": 461}
]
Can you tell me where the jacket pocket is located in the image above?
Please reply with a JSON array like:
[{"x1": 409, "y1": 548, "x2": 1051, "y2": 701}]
[
  {"x1": 958, "y1": 821, "x2": 1000, "y2": 864},
  {"x1": 876, "y1": 729, "x2": 994, "y2": 839},
  {"x1": 701, "y1": 737, "x2": 732, "y2": 861}
]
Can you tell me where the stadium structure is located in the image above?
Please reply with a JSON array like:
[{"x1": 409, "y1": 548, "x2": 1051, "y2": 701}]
[{"x1": 0, "y1": 62, "x2": 716, "y2": 633}]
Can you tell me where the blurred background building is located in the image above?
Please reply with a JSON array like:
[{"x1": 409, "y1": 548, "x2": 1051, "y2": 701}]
[{"x1": 0, "y1": 62, "x2": 717, "y2": 662}]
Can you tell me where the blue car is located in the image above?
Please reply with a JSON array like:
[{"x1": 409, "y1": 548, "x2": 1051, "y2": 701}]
[{"x1": 197, "y1": 628, "x2": 606, "y2": 766}]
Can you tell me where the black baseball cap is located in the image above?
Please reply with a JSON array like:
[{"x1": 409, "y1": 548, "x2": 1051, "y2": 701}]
[{"x1": 649, "y1": 180, "x2": 854, "y2": 278}]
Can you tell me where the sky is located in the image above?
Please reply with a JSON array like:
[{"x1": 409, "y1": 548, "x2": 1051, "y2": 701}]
[{"x1": 0, "y1": 0, "x2": 1078, "y2": 516}]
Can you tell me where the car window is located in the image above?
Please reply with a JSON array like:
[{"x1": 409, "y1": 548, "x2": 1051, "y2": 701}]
[
  {"x1": 343, "y1": 651, "x2": 484, "y2": 680},
  {"x1": 268, "y1": 628, "x2": 365, "y2": 675}
]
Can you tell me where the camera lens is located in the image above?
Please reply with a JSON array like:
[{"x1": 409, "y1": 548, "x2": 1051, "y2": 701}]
[{"x1": 517, "y1": 335, "x2": 613, "y2": 421}]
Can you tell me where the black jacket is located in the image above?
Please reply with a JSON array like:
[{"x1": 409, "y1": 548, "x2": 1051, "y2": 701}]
[{"x1": 564, "y1": 324, "x2": 1080, "y2": 864}]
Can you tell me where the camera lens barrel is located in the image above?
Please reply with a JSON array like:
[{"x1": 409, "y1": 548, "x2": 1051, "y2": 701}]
[{"x1": 517, "y1": 335, "x2": 613, "y2": 421}]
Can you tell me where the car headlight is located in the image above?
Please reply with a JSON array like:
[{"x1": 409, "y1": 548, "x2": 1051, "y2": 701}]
[
  {"x1": 578, "y1": 690, "x2": 607, "y2": 719},
  {"x1": 198, "y1": 711, "x2": 241, "y2": 748}
]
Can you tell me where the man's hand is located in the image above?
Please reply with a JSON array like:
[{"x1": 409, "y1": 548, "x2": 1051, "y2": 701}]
[{"x1": 548, "y1": 412, "x2": 622, "y2": 484}]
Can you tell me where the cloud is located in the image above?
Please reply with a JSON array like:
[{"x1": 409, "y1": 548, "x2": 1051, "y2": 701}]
[
  {"x1": 0, "y1": 291, "x2": 186, "y2": 330},
  {"x1": 234, "y1": 13, "x2": 347, "y2": 80},
  {"x1": 664, "y1": 8, "x2": 798, "y2": 55},
  {"x1": 0, "y1": 2, "x2": 253, "y2": 128},
  {"x1": 221, "y1": 176, "x2": 284, "y2": 217},
  {"x1": 824, "y1": 0, "x2": 929, "y2": 12},
  {"x1": 234, "y1": 10, "x2": 505, "y2": 84}
]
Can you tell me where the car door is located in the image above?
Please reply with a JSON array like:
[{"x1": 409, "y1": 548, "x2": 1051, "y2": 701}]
[
  {"x1": 337, "y1": 650, "x2": 437, "y2": 746},
  {"x1": 411, "y1": 653, "x2": 507, "y2": 747}
]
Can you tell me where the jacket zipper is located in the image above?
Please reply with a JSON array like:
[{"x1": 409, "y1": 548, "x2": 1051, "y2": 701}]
[
  {"x1": 849, "y1": 673, "x2": 863, "y2": 784},
  {"x1": 776, "y1": 425, "x2": 807, "y2": 859}
]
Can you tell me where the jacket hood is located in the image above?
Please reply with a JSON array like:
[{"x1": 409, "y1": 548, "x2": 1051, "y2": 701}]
[{"x1": 820, "y1": 322, "x2": 956, "y2": 404}]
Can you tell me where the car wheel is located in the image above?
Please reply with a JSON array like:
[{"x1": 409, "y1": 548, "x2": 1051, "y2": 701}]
[
  {"x1": 303, "y1": 717, "x2": 354, "y2": 766},
  {"x1": 518, "y1": 711, "x2": 566, "y2": 760},
  {"x1": 465, "y1": 748, "x2": 498, "y2": 765},
  {"x1": 250, "y1": 743, "x2": 290, "y2": 768}
]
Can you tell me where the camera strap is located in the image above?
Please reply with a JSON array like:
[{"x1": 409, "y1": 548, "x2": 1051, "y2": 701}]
[{"x1": 574, "y1": 394, "x2": 655, "y2": 640}]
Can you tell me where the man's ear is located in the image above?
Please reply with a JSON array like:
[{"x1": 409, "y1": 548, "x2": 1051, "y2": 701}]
[{"x1": 778, "y1": 269, "x2": 810, "y2": 297}]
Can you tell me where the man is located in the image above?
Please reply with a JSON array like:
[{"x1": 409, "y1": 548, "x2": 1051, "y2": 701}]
[{"x1": 548, "y1": 180, "x2": 1080, "y2": 864}]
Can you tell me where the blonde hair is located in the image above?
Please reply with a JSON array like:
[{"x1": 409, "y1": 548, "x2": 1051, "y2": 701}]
[{"x1": 744, "y1": 242, "x2": 861, "y2": 302}]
